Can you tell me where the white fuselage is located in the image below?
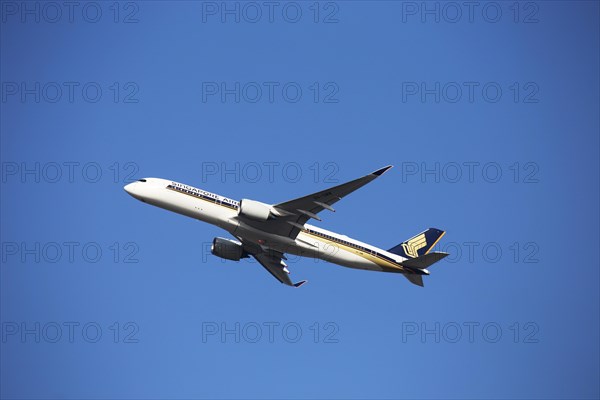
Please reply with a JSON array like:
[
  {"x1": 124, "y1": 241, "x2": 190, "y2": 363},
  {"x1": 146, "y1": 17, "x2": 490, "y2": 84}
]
[{"x1": 124, "y1": 178, "x2": 410, "y2": 273}]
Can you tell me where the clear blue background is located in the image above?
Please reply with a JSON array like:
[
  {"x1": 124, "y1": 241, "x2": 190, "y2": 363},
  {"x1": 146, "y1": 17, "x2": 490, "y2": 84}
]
[{"x1": 1, "y1": 1, "x2": 598, "y2": 398}]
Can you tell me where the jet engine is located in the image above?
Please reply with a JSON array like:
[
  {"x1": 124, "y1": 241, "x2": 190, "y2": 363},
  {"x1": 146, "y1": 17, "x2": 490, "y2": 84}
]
[
  {"x1": 238, "y1": 199, "x2": 273, "y2": 221},
  {"x1": 211, "y1": 237, "x2": 248, "y2": 261}
]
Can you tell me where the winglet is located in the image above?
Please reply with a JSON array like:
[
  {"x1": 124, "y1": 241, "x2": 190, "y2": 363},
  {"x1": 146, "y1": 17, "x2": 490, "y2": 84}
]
[
  {"x1": 293, "y1": 280, "x2": 308, "y2": 288},
  {"x1": 372, "y1": 165, "x2": 393, "y2": 176}
]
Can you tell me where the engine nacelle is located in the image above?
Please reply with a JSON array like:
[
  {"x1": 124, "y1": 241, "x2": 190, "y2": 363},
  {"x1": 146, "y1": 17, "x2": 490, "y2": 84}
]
[
  {"x1": 238, "y1": 199, "x2": 273, "y2": 221},
  {"x1": 211, "y1": 237, "x2": 247, "y2": 261}
]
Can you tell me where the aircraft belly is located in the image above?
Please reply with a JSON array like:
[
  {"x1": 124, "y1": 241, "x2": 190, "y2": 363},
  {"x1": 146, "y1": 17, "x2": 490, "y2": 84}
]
[
  {"x1": 149, "y1": 189, "x2": 236, "y2": 229},
  {"x1": 149, "y1": 190, "x2": 199, "y2": 220}
]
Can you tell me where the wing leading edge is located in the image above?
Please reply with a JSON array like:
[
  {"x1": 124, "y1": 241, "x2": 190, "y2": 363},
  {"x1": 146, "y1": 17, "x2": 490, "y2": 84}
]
[{"x1": 245, "y1": 165, "x2": 393, "y2": 239}]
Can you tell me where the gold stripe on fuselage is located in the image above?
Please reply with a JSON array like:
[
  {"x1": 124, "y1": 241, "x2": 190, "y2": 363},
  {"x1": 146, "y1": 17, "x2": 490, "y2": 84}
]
[{"x1": 302, "y1": 230, "x2": 405, "y2": 272}]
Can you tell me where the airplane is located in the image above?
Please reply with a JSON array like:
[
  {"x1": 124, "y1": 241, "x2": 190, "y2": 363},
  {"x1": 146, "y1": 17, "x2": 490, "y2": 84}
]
[{"x1": 123, "y1": 166, "x2": 448, "y2": 287}]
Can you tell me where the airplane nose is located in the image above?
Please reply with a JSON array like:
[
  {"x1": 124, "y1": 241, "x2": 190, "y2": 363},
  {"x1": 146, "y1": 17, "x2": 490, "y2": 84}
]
[
  {"x1": 124, "y1": 179, "x2": 151, "y2": 201},
  {"x1": 124, "y1": 182, "x2": 137, "y2": 197}
]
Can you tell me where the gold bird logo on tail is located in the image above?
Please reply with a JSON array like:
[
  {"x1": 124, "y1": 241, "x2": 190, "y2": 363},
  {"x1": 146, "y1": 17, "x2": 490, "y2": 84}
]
[{"x1": 401, "y1": 233, "x2": 427, "y2": 258}]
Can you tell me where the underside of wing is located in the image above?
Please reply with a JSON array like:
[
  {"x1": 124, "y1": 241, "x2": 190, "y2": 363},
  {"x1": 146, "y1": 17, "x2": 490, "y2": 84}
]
[
  {"x1": 252, "y1": 252, "x2": 307, "y2": 287},
  {"x1": 237, "y1": 237, "x2": 306, "y2": 287}
]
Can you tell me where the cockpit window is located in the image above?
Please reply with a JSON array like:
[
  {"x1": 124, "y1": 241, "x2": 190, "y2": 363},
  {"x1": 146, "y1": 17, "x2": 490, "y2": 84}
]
[{"x1": 138, "y1": 179, "x2": 147, "y2": 182}]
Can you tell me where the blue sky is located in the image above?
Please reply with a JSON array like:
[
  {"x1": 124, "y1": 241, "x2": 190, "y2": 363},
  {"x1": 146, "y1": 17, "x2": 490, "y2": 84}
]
[{"x1": 1, "y1": 1, "x2": 599, "y2": 399}]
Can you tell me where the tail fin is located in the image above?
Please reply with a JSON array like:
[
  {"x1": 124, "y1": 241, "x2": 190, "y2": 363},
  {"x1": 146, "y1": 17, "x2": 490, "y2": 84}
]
[{"x1": 388, "y1": 228, "x2": 445, "y2": 259}]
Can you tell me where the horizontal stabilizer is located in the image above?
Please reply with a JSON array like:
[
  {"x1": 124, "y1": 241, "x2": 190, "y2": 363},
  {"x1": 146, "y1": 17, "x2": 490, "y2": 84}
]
[
  {"x1": 401, "y1": 252, "x2": 449, "y2": 270},
  {"x1": 293, "y1": 280, "x2": 308, "y2": 288}
]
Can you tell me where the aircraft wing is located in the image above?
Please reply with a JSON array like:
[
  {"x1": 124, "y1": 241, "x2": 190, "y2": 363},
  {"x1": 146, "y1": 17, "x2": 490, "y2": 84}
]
[
  {"x1": 237, "y1": 237, "x2": 307, "y2": 287},
  {"x1": 252, "y1": 252, "x2": 307, "y2": 287},
  {"x1": 241, "y1": 165, "x2": 393, "y2": 239}
]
